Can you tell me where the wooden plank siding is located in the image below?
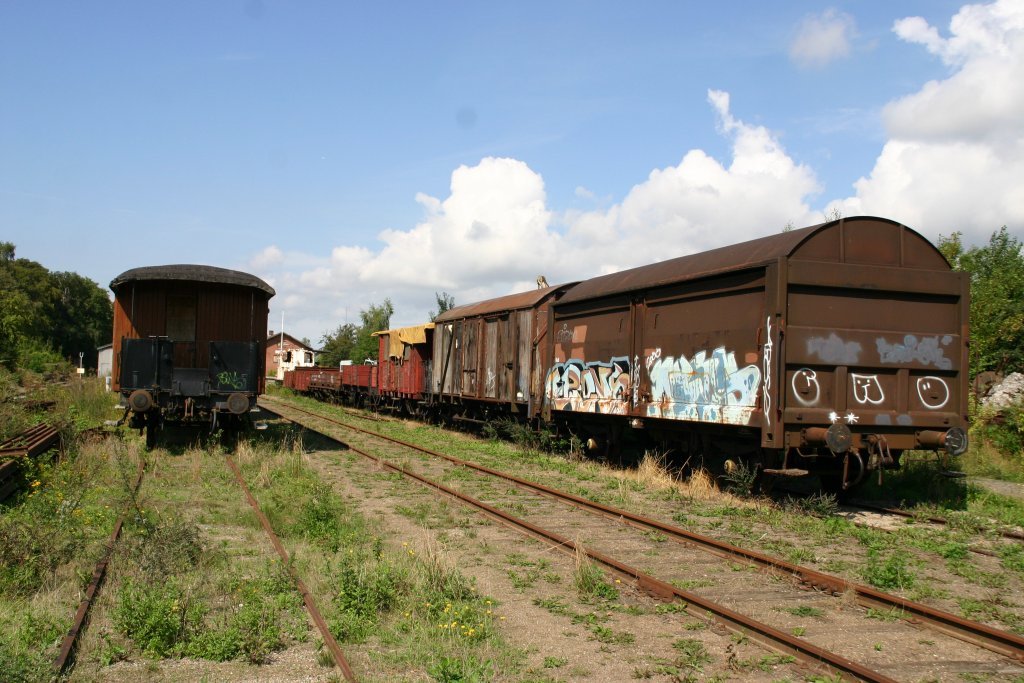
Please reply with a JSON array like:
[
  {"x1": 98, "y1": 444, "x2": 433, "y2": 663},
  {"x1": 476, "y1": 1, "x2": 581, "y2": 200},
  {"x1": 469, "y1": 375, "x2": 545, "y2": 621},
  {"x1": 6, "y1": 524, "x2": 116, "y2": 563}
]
[{"x1": 112, "y1": 281, "x2": 269, "y2": 392}]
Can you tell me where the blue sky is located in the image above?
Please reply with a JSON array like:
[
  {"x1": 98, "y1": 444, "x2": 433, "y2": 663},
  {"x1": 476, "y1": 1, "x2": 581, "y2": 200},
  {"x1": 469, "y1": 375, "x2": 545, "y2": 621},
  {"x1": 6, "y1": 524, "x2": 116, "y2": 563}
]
[{"x1": 3, "y1": 1, "x2": 1021, "y2": 343}]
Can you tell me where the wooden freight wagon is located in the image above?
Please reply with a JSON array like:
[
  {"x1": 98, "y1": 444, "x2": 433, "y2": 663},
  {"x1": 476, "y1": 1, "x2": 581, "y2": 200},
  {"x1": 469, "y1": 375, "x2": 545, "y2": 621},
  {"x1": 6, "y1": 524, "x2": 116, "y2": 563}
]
[
  {"x1": 431, "y1": 284, "x2": 576, "y2": 422},
  {"x1": 110, "y1": 265, "x2": 274, "y2": 446},
  {"x1": 374, "y1": 324, "x2": 434, "y2": 411}
]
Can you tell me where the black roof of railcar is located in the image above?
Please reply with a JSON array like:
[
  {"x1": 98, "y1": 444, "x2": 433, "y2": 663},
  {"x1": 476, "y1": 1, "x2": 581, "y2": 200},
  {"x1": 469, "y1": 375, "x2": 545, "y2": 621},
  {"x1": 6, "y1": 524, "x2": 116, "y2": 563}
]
[
  {"x1": 434, "y1": 283, "x2": 578, "y2": 322},
  {"x1": 557, "y1": 216, "x2": 947, "y2": 304},
  {"x1": 110, "y1": 265, "x2": 275, "y2": 298}
]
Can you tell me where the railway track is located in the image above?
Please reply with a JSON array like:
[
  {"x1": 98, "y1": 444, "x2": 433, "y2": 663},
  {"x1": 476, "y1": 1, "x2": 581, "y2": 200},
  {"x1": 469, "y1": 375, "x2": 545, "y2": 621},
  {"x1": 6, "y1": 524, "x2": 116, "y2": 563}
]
[
  {"x1": 261, "y1": 396, "x2": 1024, "y2": 681},
  {"x1": 0, "y1": 422, "x2": 61, "y2": 501},
  {"x1": 848, "y1": 500, "x2": 1024, "y2": 543},
  {"x1": 223, "y1": 454, "x2": 357, "y2": 681},
  {"x1": 53, "y1": 457, "x2": 145, "y2": 677}
]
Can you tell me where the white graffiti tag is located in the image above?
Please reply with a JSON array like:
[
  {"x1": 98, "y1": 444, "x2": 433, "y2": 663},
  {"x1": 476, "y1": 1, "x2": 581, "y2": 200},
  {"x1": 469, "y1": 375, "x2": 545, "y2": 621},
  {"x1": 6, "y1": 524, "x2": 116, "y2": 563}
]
[
  {"x1": 916, "y1": 376, "x2": 950, "y2": 409},
  {"x1": 545, "y1": 357, "x2": 631, "y2": 414},
  {"x1": 791, "y1": 368, "x2": 821, "y2": 407},
  {"x1": 851, "y1": 373, "x2": 885, "y2": 405},
  {"x1": 763, "y1": 317, "x2": 773, "y2": 430},
  {"x1": 647, "y1": 347, "x2": 762, "y2": 425}
]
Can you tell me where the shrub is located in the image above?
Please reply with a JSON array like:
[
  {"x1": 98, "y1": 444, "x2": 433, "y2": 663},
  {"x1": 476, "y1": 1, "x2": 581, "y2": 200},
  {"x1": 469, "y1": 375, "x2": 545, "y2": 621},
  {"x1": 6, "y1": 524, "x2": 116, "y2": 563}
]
[{"x1": 974, "y1": 404, "x2": 1024, "y2": 459}]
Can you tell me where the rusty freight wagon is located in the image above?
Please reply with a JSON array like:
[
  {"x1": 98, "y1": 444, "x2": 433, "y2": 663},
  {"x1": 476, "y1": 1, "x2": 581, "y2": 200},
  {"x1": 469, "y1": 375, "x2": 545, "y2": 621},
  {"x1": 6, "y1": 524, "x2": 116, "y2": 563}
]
[
  {"x1": 374, "y1": 324, "x2": 434, "y2": 411},
  {"x1": 284, "y1": 365, "x2": 318, "y2": 393},
  {"x1": 111, "y1": 265, "x2": 275, "y2": 447},
  {"x1": 431, "y1": 284, "x2": 576, "y2": 423},
  {"x1": 544, "y1": 216, "x2": 969, "y2": 490}
]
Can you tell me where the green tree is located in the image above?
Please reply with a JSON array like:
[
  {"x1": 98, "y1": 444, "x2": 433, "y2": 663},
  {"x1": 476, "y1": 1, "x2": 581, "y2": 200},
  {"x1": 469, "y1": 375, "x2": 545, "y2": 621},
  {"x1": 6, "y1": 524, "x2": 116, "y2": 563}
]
[
  {"x1": 50, "y1": 271, "x2": 114, "y2": 367},
  {"x1": 0, "y1": 244, "x2": 112, "y2": 369},
  {"x1": 939, "y1": 227, "x2": 1024, "y2": 376},
  {"x1": 352, "y1": 299, "x2": 394, "y2": 363},
  {"x1": 318, "y1": 323, "x2": 358, "y2": 367},
  {"x1": 429, "y1": 291, "x2": 455, "y2": 321}
]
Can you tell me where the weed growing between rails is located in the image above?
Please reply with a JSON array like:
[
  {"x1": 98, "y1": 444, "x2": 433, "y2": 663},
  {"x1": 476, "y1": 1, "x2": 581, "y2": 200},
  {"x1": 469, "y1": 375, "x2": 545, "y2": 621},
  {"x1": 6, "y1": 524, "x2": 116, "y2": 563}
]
[
  {"x1": 0, "y1": 436, "x2": 143, "y2": 681},
  {"x1": 234, "y1": 427, "x2": 528, "y2": 680},
  {"x1": 72, "y1": 437, "x2": 312, "y2": 677}
]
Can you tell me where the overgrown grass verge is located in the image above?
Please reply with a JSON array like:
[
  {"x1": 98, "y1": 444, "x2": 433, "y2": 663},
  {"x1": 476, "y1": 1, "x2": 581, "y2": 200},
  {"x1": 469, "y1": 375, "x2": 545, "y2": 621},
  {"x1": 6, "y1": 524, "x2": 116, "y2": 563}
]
[
  {"x1": 265, "y1": 392, "x2": 1024, "y2": 637},
  {"x1": 234, "y1": 427, "x2": 526, "y2": 681},
  {"x1": 0, "y1": 435, "x2": 142, "y2": 681},
  {"x1": 67, "y1": 433, "x2": 314, "y2": 676}
]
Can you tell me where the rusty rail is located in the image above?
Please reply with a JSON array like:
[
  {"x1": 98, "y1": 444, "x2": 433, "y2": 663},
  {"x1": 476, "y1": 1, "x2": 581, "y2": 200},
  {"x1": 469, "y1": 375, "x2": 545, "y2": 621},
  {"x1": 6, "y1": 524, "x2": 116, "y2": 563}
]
[
  {"x1": 263, "y1": 397, "x2": 1024, "y2": 665},
  {"x1": 850, "y1": 499, "x2": 1024, "y2": 542},
  {"x1": 224, "y1": 455, "x2": 357, "y2": 681},
  {"x1": 261, "y1": 399, "x2": 898, "y2": 682},
  {"x1": 0, "y1": 423, "x2": 61, "y2": 501},
  {"x1": 0, "y1": 422, "x2": 60, "y2": 458},
  {"x1": 54, "y1": 457, "x2": 146, "y2": 677}
]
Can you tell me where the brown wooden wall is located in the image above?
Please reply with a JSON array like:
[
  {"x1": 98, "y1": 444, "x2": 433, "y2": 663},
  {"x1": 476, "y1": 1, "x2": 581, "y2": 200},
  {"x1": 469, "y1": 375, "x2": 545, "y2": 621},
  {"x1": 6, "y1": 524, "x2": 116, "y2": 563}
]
[{"x1": 112, "y1": 281, "x2": 269, "y2": 392}]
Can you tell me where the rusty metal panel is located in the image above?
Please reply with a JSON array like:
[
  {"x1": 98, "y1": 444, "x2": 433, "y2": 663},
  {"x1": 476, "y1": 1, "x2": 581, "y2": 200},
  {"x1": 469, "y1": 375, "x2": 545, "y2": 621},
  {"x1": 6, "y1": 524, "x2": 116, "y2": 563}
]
[
  {"x1": 780, "y1": 219, "x2": 967, "y2": 443},
  {"x1": 641, "y1": 285, "x2": 766, "y2": 426},
  {"x1": 558, "y1": 217, "x2": 938, "y2": 305},
  {"x1": 376, "y1": 331, "x2": 430, "y2": 398},
  {"x1": 549, "y1": 269, "x2": 768, "y2": 427},
  {"x1": 285, "y1": 367, "x2": 318, "y2": 392},
  {"x1": 547, "y1": 304, "x2": 632, "y2": 415}
]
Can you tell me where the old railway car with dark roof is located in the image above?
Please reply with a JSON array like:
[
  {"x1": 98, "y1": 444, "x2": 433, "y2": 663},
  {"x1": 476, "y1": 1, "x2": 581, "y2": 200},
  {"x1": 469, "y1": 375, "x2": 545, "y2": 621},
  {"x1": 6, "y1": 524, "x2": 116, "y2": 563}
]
[
  {"x1": 110, "y1": 265, "x2": 275, "y2": 447},
  {"x1": 545, "y1": 216, "x2": 970, "y2": 490}
]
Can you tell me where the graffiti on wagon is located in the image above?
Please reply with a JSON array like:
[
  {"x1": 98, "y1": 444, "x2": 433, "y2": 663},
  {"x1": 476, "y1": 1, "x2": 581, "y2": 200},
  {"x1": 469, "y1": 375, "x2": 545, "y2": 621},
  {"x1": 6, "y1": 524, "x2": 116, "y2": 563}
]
[
  {"x1": 646, "y1": 347, "x2": 762, "y2": 425},
  {"x1": 546, "y1": 357, "x2": 632, "y2": 414}
]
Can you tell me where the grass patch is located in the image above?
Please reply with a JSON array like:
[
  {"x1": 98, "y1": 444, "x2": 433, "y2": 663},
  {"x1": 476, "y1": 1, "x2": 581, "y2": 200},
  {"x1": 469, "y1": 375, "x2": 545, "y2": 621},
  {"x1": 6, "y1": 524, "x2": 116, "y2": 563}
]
[{"x1": 573, "y1": 547, "x2": 619, "y2": 602}]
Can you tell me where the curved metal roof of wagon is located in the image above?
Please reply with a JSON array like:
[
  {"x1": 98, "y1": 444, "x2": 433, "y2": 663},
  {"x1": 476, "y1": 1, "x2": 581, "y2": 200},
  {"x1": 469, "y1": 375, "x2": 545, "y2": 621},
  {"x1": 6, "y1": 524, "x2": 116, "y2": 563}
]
[
  {"x1": 556, "y1": 216, "x2": 948, "y2": 305},
  {"x1": 434, "y1": 282, "x2": 579, "y2": 323},
  {"x1": 110, "y1": 264, "x2": 276, "y2": 298}
]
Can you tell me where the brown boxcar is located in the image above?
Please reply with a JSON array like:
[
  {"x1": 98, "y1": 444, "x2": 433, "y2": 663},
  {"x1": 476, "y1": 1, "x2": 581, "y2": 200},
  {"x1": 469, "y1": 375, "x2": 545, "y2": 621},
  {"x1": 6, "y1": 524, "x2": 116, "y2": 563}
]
[
  {"x1": 544, "y1": 216, "x2": 969, "y2": 488},
  {"x1": 341, "y1": 364, "x2": 376, "y2": 390},
  {"x1": 110, "y1": 265, "x2": 274, "y2": 446},
  {"x1": 431, "y1": 284, "x2": 577, "y2": 420},
  {"x1": 375, "y1": 325, "x2": 434, "y2": 407}
]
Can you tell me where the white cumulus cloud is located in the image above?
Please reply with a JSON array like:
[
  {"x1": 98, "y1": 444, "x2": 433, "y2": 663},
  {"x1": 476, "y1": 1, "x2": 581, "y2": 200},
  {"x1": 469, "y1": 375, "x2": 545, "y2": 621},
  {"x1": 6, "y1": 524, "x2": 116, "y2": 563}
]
[
  {"x1": 247, "y1": 92, "x2": 824, "y2": 340},
  {"x1": 789, "y1": 8, "x2": 857, "y2": 69},
  {"x1": 562, "y1": 90, "x2": 820, "y2": 276},
  {"x1": 831, "y1": 0, "x2": 1024, "y2": 243}
]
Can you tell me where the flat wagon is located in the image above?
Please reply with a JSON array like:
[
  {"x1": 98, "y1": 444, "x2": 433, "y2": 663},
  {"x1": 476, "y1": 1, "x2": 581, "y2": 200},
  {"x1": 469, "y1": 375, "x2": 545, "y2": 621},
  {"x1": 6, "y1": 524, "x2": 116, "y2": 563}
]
[{"x1": 431, "y1": 284, "x2": 576, "y2": 423}]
